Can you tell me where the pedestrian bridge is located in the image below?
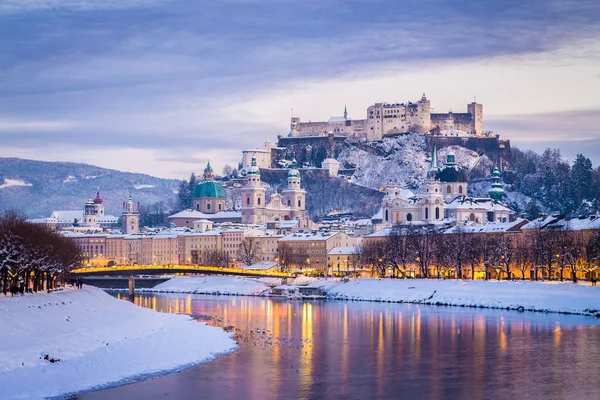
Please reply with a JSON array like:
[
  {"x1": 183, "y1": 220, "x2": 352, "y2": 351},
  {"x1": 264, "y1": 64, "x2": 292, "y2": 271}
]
[{"x1": 72, "y1": 264, "x2": 293, "y2": 278}]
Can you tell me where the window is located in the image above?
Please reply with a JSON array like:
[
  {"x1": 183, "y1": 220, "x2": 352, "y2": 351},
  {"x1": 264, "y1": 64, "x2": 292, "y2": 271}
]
[
  {"x1": 258, "y1": 197, "x2": 261, "y2": 205},
  {"x1": 287, "y1": 200, "x2": 291, "y2": 206},
  {"x1": 247, "y1": 197, "x2": 250, "y2": 205},
  {"x1": 459, "y1": 185, "x2": 463, "y2": 194},
  {"x1": 196, "y1": 203, "x2": 200, "y2": 210},
  {"x1": 396, "y1": 214, "x2": 401, "y2": 223},
  {"x1": 218, "y1": 203, "x2": 222, "y2": 210},
  {"x1": 406, "y1": 213, "x2": 412, "y2": 222},
  {"x1": 298, "y1": 200, "x2": 301, "y2": 207},
  {"x1": 207, "y1": 203, "x2": 211, "y2": 210},
  {"x1": 425, "y1": 207, "x2": 429, "y2": 219},
  {"x1": 385, "y1": 210, "x2": 389, "y2": 221},
  {"x1": 435, "y1": 207, "x2": 440, "y2": 219},
  {"x1": 446, "y1": 186, "x2": 451, "y2": 194}
]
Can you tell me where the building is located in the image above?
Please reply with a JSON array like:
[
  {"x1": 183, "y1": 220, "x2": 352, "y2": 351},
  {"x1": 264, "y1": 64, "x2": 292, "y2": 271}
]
[
  {"x1": 240, "y1": 157, "x2": 307, "y2": 224},
  {"x1": 327, "y1": 246, "x2": 361, "y2": 276},
  {"x1": 277, "y1": 230, "x2": 357, "y2": 273},
  {"x1": 241, "y1": 140, "x2": 278, "y2": 171},
  {"x1": 28, "y1": 189, "x2": 119, "y2": 231},
  {"x1": 290, "y1": 95, "x2": 484, "y2": 141}
]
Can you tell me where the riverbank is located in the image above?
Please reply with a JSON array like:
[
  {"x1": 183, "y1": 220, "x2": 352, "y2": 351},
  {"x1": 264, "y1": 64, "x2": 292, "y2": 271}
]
[
  {"x1": 0, "y1": 286, "x2": 237, "y2": 400},
  {"x1": 142, "y1": 276, "x2": 600, "y2": 317}
]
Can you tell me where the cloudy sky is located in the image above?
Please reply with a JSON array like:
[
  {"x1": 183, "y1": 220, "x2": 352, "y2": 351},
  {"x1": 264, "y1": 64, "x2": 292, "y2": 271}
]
[{"x1": 1, "y1": 0, "x2": 599, "y2": 178}]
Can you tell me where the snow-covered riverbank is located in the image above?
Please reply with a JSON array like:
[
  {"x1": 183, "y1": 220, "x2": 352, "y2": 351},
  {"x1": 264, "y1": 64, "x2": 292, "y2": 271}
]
[
  {"x1": 145, "y1": 276, "x2": 271, "y2": 296},
  {"x1": 143, "y1": 275, "x2": 600, "y2": 317},
  {"x1": 0, "y1": 286, "x2": 237, "y2": 400},
  {"x1": 326, "y1": 279, "x2": 600, "y2": 316}
]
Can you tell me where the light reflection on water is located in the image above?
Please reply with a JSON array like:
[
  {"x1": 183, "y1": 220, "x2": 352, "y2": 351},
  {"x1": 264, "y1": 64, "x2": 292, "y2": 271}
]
[{"x1": 80, "y1": 292, "x2": 600, "y2": 400}]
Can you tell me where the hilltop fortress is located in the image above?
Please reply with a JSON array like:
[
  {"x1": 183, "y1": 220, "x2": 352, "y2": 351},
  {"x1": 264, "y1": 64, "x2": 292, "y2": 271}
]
[{"x1": 290, "y1": 94, "x2": 484, "y2": 141}]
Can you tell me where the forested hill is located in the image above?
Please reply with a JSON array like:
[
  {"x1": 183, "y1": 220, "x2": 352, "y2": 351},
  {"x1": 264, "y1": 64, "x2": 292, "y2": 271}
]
[{"x1": 0, "y1": 158, "x2": 179, "y2": 218}]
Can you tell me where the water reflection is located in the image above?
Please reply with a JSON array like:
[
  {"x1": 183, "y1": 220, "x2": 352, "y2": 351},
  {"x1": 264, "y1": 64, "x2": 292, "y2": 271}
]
[{"x1": 89, "y1": 293, "x2": 600, "y2": 400}]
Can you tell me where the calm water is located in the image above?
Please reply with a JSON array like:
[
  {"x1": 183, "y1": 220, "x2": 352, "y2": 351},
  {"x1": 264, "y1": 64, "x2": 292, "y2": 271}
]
[{"x1": 80, "y1": 293, "x2": 600, "y2": 400}]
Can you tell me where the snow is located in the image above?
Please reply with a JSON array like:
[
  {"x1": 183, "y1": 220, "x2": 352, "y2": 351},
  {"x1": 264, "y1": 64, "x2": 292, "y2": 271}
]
[
  {"x1": 146, "y1": 276, "x2": 270, "y2": 296},
  {"x1": 0, "y1": 178, "x2": 32, "y2": 189},
  {"x1": 326, "y1": 279, "x2": 600, "y2": 316},
  {"x1": 0, "y1": 286, "x2": 236, "y2": 400},
  {"x1": 338, "y1": 134, "x2": 428, "y2": 190},
  {"x1": 62, "y1": 175, "x2": 77, "y2": 183},
  {"x1": 133, "y1": 184, "x2": 155, "y2": 189}
]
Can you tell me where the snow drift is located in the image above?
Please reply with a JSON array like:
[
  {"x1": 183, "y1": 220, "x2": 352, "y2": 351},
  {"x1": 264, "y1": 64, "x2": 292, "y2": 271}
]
[{"x1": 0, "y1": 286, "x2": 237, "y2": 400}]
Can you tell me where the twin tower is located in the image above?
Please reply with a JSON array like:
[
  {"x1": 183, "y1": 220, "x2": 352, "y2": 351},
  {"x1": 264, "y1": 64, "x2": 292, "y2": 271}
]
[{"x1": 241, "y1": 157, "x2": 306, "y2": 224}]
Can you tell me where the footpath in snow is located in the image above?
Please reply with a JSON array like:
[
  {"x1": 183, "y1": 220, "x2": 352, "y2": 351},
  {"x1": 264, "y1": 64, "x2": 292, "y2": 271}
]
[
  {"x1": 145, "y1": 275, "x2": 600, "y2": 317},
  {"x1": 0, "y1": 286, "x2": 237, "y2": 400}
]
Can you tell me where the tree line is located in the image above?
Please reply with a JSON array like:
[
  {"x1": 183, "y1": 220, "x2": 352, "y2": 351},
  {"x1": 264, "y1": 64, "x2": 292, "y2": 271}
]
[
  {"x1": 358, "y1": 223, "x2": 600, "y2": 282},
  {"x1": 509, "y1": 149, "x2": 600, "y2": 217},
  {"x1": 0, "y1": 211, "x2": 81, "y2": 294}
]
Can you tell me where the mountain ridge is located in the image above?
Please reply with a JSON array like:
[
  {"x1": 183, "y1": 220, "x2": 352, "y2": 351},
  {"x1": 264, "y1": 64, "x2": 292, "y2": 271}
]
[{"x1": 0, "y1": 157, "x2": 180, "y2": 218}]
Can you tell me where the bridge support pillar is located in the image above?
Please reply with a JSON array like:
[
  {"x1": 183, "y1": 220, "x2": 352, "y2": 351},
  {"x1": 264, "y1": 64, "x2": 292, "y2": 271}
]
[{"x1": 128, "y1": 275, "x2": 135, "y2": 297}]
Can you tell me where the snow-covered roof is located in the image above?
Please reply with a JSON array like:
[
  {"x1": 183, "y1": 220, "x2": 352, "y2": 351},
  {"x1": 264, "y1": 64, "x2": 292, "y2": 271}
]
[
  {"x1": 443, "y1": 218, "x2": 528, "y2": 234},
  {"x1": 279, "y1": 230, "x2": 341, "y2": 241},
  {"x1": 168, "y1": 209, "x2": 241, "y2": 220},
  {"x1": 328, "y1": 116, "x2": 348, "y2": 123},
  {"x1": 446, "y1": 196, "x2": 510, "y2": 212},
  {"x1": 328, "y1": 247, "x2": 358, "y2": 255}
]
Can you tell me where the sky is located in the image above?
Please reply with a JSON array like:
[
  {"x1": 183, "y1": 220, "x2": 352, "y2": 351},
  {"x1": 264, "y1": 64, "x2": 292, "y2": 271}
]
[{"x1": 1, "y1": 0, "x2": 599, "y2": 179}]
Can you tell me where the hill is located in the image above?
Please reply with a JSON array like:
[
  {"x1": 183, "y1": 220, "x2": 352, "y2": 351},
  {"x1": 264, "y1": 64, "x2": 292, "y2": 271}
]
[{"x1": 0, "y1": 158, "x2": 180, "y2": 218}]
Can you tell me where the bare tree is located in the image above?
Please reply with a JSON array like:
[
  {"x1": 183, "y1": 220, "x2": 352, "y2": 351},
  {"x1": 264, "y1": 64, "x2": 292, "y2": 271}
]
[{"x1": 237, "y1": 238, "x2": 262, "y2": 266}]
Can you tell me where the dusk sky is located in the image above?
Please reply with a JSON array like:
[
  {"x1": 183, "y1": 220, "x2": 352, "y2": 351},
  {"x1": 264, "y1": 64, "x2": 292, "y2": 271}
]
[{"x1": 1, "y1": 0, "x2": 599, "y2": 179}]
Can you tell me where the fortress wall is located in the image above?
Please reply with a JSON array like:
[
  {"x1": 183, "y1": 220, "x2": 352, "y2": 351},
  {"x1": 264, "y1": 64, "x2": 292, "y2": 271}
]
[
  {"x1": 276, "y1": 135, "x2": 347, "y2": 167},
  {"x1": 426, "y1": 135, "x2": 511, "y2": 166}
]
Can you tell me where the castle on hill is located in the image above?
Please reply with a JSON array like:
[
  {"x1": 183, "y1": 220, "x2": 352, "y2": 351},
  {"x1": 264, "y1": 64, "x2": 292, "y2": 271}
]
[{"x1": 290, "y1": 94, "x2": 484, "y2": 141}]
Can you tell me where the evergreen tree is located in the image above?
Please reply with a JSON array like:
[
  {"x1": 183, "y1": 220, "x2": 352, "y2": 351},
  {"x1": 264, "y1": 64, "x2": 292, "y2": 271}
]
[
  {"x1": 571, "y1": 154, "x2": 596, "y2": 213},
  {"x1": 175, "y1": 179, "x2": 190, "y2": 211},
  {"x1": 525, "y1": 199, "x2": 541, "y2": 220}
]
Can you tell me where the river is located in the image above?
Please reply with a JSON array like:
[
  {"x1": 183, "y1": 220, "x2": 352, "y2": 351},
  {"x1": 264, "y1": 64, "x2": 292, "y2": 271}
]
[{"x1": 79, "y1": 292, "x2": 600, "y2": 400}]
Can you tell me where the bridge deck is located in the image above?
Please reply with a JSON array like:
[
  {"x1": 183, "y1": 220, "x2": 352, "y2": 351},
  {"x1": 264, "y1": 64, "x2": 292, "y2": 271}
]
[{"x1": 72, "y1": 265, "x2": 292, "y2": 278}]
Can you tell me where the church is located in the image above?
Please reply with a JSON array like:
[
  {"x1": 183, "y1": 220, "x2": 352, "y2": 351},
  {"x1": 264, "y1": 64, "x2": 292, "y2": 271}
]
[
  {"x1": 241, "y1": 156, "x2": 307, "y2": 224},
  {"x1": 378, "y1": 146, "x2": 511, "y2": 227}
]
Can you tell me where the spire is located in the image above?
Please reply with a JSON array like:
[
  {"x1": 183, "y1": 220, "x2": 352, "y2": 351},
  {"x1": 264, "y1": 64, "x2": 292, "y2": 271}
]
[
  {"x1": 204, "y1": 160, "x2": 214, "y2": 181},
  {"x1": 93, "y1": 188, "x2": 103, "y2": 204},
  {"x1": 429, "y1": 143, "x2": 439, "y2": 177},
  {"x1": 344, "y1": 105, "x2": 348, "y2": 120}
]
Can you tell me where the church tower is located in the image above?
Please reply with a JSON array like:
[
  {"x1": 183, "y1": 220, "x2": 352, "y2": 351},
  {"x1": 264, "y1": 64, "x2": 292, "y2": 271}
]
[
  {"x1": 83, "y1": 197, "x2": 97, "y2": 227},
  {"x1": 122, "y1": 194, "x2": 140, "y2": 234},
  {"x1": 282, "y1": 159, "x2": 306, "y2": 219},
  {"x1": 93, "y1": 188, "x2": 104, "y2": 218},
  {"x1": 241, "y1": 156, "x2": 266, "y2": 224}
]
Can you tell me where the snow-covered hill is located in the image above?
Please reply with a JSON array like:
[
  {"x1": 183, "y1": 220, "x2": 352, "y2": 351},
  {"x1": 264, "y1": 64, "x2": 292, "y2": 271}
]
[{"x1": 338, "y1": 134, "x2": 485, "y2": 193}]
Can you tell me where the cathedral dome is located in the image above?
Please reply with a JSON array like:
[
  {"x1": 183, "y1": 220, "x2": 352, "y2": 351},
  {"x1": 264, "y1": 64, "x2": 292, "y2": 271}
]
[
  {"x1": 435, "y1": 167, "x2": 467, "y2": 183},
  {"x1": 193, "y1": 181, "x2": 226, "y2": 199}
]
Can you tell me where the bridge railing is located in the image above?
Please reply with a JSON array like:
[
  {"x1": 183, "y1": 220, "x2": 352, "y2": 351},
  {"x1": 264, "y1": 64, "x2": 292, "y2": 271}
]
[{"x1": 72, "y1": 264, "x2": 292, "y2": 278}]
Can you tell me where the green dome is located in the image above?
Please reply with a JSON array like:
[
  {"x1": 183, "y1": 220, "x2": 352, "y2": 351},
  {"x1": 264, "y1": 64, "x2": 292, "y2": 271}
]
[{"x1": 193, "y1": 181, "x2": 226, "y2": 199}]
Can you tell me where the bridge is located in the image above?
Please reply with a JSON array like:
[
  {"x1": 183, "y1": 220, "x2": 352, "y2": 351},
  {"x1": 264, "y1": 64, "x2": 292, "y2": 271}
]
[{"x1": 72, "y1": 264, "x2": 293, "y2": 278}]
